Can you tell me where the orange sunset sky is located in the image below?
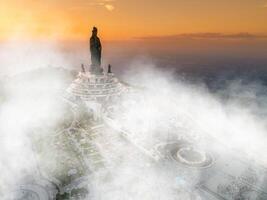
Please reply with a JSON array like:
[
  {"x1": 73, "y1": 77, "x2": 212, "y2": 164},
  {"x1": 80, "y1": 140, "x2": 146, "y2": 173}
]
[{"x1": 0, "y1": 0, "x2": 267, "y2": 41}]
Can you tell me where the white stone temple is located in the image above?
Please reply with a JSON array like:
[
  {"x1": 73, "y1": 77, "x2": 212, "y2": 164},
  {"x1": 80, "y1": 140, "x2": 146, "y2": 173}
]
[{"x1": 65, "y1": 69, "x2": 128, "y2": 120}]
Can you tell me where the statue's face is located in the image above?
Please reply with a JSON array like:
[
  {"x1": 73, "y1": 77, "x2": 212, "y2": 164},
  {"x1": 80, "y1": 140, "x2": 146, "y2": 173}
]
[{"x1": 92, "y1": 30, "x2": 97, "y2": 36}]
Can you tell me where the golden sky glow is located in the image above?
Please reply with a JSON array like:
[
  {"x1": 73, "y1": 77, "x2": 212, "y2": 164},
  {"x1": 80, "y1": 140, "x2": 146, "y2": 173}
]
[{"x1": 0, "y1": 0, "x2": 267, "y2": 40}]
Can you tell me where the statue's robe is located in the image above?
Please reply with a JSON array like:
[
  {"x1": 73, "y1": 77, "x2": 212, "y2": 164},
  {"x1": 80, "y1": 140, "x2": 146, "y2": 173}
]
[{"x1": 90, "y1": 36, "x2": 102, "y2": 67}]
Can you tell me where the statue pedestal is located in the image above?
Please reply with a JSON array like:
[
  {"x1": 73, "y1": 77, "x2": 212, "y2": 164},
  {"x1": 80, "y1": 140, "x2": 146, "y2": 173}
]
[{"x1": 90, "y1": 65, "x2": 103, "y2": 75}]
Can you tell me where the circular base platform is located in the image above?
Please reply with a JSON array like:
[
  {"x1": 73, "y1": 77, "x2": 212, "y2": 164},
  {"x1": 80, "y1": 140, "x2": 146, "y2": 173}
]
[{"x1": 171, "y1": 144, "x2": 213, "y2": 168}]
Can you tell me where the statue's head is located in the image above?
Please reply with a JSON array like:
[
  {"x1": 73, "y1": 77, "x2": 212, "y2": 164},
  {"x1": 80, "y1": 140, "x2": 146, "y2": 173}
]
[{"x1": 92, "y1": 27, "x2": 98, "y2": 36}]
